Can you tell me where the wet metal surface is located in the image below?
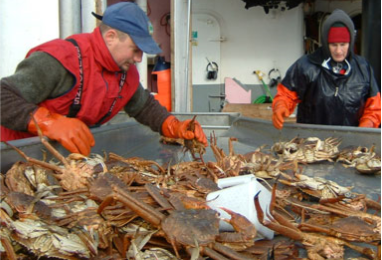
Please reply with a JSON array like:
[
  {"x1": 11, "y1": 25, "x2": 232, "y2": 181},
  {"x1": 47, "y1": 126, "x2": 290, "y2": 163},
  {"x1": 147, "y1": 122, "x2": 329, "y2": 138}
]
[{"x1": 1, "y1": 113, "x2": 380, "y2": 258}]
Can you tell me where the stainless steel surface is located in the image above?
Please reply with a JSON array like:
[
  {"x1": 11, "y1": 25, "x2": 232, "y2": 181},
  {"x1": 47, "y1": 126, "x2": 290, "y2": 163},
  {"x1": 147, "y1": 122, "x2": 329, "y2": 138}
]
[
  {"x1": 229, "y1": 117, "x2": 381, "y2": 153},
  {"x1": 1, "y1": 113, "x2": 380, "y2": 258},
  {"x1": 1, "y1": 114, "x2": 380, "y2": 201},
  {"x1": 0, "y1": 113, "x2": 238, "y2": 173}
]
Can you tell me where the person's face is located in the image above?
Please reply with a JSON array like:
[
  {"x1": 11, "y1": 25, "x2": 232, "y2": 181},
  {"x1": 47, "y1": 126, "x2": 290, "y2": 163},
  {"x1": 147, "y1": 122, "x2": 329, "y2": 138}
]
[
  {"x1": 329, "y1": 42, "x2": 349, "y2": 62},
  {"x1": 105, "y1": 30, "x2": 143, "y2": 71}
]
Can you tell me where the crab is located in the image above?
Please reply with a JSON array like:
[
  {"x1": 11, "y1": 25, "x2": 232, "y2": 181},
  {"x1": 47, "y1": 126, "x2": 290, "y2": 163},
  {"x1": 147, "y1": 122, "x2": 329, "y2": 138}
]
[
  {"x1": 241, "y1": 149, "x2": 295, "y2": 180},
  {"x1": 0, "y1": 208, "x2": 98, "y2": 260},
  {"x1": 254, "y1": 183, "x2": 378, "y2": 260},
  {"x1": 208, "y1": 135, "x2": 294, "y2": 180},
  {"x1": 272, "y1": 137, "x2": 341, "y2": 163},
  {"x1": 97, "y1": 182, "x2": 257, "y2": 259},
  {"x1": 208, "y1": 134, "x2": 246, "y2": 177},
  {"x1": 279, "y1": 173, "x2": 354, "y2": 201},
  {"x1": 159, "y1": 116, "x2": 206, "y2": 163},
  {"x1": 4, "y1": 162, "x2": 35, "y2": 196},
  {"x1": 299, "y1": 215, "x2": 380, "y2": 244},
  {"x1": 4, "y1": 191, "x2": 52, "y2": 221},
  {"x1": 4, "y1": 160, "x2": 63, "y2": 199},
  {"x1": 183, "y1": 115, "x2": 206, "y2": 163},
  {"x1": 337, "y1": 145, "x2": 381, "y2": 175},
  {"x1": 310, "y1": 202, "x2": 381, "y2": 231},
  {"x1": 4, "y1": 140, "x2": 97, "y2": 192}
]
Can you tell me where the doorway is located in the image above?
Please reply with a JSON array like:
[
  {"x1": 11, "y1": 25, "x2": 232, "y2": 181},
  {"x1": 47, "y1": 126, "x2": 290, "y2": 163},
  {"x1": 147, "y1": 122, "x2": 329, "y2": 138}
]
[{"x1": 191, "y1": 13, "x2": 223, "y2": 112}]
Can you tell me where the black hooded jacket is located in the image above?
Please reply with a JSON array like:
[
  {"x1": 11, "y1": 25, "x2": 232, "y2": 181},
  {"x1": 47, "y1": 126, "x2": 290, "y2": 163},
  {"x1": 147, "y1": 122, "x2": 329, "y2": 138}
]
[{"x1": 280, "y1": 9, "x2": 380, "y2": 126}]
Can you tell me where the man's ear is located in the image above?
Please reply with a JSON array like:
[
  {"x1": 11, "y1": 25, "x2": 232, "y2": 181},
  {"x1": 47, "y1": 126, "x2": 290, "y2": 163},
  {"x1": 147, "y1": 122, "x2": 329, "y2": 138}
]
[{"x1": 103, "y1": 29, "x2": 118, "y2": 46}]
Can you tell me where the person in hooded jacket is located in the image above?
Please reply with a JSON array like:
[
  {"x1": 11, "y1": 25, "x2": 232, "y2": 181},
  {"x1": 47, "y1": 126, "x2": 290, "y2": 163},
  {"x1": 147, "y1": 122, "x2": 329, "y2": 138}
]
[
  {"x1": 272, "y1": 9, "x2": 381, "y2": 129},
  {"x1": 0, "y1": 2, "x2": 208, "y2": 155}
]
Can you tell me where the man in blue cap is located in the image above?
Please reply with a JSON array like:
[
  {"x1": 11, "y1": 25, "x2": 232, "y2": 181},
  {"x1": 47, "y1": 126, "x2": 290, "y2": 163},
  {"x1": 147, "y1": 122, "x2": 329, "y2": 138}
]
[{"x1": 1, "y1": 2, "x2": 207, "y2": 155}]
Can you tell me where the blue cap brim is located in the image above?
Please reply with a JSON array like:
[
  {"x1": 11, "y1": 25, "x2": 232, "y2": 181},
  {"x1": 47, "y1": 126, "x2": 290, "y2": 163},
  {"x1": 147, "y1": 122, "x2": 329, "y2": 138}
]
[{"x1": 131, "y1": 34, "x2": 162, "y2": 55}]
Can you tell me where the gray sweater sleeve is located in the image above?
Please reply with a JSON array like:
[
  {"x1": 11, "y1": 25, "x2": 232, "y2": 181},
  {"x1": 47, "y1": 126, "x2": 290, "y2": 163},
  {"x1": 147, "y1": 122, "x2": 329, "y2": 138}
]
[
  {"x1": 1, "y1": 52, "x2": 74, "y2": 131},
  {"x1": 124, "y1": 84, "x2": 171, "y2": 133}
]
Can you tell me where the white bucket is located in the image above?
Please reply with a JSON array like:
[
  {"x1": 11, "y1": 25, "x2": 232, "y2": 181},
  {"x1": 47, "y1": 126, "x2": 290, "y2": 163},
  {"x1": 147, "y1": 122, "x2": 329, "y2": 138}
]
[{"x1": 206, "y1": 175, "x2": 274, "y2": 240}]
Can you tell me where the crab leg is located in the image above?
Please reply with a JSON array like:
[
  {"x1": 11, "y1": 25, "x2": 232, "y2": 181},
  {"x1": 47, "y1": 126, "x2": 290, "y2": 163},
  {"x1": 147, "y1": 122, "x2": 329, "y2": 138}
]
[
  {"x1": 30, "y1": 114, "x2": 71, "y2": 168},
  {"x1": 202, "y1": 246, "x2": 231, "y2": 260},
  {"x1": 319, "y1": 235, "x2": 377, "y2": 259},
  {"x1": 299, "y1": 223, "x2": 341, "y2": 239},
  {"x1": 75, "y1": 229, "x2": 98, "y2": 257},
  {"x1": 109, "y1": 153, "x2": 165, "y2": 173},
  {"x1": 256, "y1": 193, "x2": 378, "y2": 259},
  {"x1": 254, "y1": 192, "x2": 304, "y2": 241},
  {"x1": 364, "y1": 197, "x2": 381, "y2": 211},
  {"x1": 268, "y1": 182, "x2": 300, "y2": 232},
  {"x1": 98, "y1": 185, "x2": 165, "y2": 227},
  {"x1": 228, "y1": 137, "x2": 238, "y2": 157},
  {"x1": 312, "y1": 203, "x2": 380, "y2": 223},
  {"x1": 4, "y1": 141, "x2": 63, "y2": 172},
  {"x1": 218, "y1": 207, "x2": 257, "y2": 240},
  {"x1": 212, "y1": 242, "x2": 254, "y2": 260},
  {"x1": 0, "y1": 236, "x2": 17, "y2": 260},
  {"x1": 145, "y1": 183, "x2": 174, "y2": 212}
]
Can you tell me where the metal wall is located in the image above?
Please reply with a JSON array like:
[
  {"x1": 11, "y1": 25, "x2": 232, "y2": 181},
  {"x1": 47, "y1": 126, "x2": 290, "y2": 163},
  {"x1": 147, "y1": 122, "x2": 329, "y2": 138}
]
[
  {"x1": 192, "y1": 83, "x2": 277, "y2": 112},
  {"x1": 0, "y1": 0, "x2": 59, "y2": 78}
]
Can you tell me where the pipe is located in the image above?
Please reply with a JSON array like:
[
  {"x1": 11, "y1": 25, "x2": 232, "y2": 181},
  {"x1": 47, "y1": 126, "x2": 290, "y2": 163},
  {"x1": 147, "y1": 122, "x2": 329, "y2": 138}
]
[
  {"x1": 59, "y1": 0, "x2": 81, "y2": 39},
  {"x1": 185, "y1": 0, "x2": 192, "y2": 112},
  {"x1": 362, "y1": 0, "x2": 381, "y2": 88},
  {"x1": 81, "y1": 0, "x2": 106, "y2": 33},
  {"x1": 136, "y1": 0, "x2": 149, "y2": 89}
]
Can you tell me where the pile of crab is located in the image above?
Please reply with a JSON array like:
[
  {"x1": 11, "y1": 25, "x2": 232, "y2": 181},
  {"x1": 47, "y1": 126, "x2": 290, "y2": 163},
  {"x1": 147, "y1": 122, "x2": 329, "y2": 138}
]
[{"x1": 0, "y1": 129, "x2": 380, "y2": 259}]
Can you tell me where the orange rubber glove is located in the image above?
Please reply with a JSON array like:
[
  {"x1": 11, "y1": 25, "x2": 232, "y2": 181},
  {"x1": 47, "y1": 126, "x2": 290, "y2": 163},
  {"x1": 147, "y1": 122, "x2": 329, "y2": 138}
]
[
  {"x1": 272, "y1": 101, "x2": 290, "y2": 130},
  {"x1": 27, "y1": 107, "x2": 95, "y2": 155},
  {"x1": 161, "y1": 115, "x2": 208, "y2": 146},
  {"x1": 359, "y1": 118, "x2": 374, "y2": 128}
]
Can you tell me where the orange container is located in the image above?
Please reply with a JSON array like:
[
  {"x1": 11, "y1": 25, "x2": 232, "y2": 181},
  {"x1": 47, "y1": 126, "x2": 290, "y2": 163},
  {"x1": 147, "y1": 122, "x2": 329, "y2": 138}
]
[{"x1": 152, "y1": 68, "x2": 171, "y2": 111}]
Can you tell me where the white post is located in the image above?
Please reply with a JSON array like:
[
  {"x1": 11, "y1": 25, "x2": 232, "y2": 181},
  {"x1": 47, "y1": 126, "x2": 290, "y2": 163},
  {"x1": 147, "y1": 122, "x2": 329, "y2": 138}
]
[
  {"x1": 136, "y1": 0, "x2": 149, "y2": 89},
  {"x1": 59, "y1": 0, "x2": 81, "y2": 39},
  {"x1": 173, "y1": 0, "x2": 190, "y2": 112},
  {"x1": 81, "y1": 0, "x2": 106, "y2": 33},
  {"x1": 185, "y1": 0, "x2": 192, "y2": 112}
]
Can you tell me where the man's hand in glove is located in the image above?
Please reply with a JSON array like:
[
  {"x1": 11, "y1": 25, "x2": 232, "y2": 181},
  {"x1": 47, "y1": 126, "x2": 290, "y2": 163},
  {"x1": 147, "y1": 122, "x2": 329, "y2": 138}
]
[
  {"x1": 161, "y1": 115, "x2": 208, "y2": 146},
  {"x1": 359, "y1": 118, "x2": 374, "y2": 128},
  {"x1": 28, "y1": 107, "x2": 95, "y2": 155},
  {"x1": 272, "y1": 101, "x2": 290, "y2": 130}
]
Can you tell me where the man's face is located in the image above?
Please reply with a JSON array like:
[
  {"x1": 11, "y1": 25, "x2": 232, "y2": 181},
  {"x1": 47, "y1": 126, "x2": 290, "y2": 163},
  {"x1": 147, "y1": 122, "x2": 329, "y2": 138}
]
[
  {"x1": 107, "y1": 31, "x2": 143, "y2": 71},
  {"x1": 329, "y1": 42, "x2": 349, "y2": 62}
]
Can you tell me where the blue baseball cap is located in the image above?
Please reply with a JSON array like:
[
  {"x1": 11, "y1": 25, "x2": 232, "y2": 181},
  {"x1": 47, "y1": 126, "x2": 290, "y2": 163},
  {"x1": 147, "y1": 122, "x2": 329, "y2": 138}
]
[{"x1": 92, "y1": 2, "x2": 162, "y2": 55}]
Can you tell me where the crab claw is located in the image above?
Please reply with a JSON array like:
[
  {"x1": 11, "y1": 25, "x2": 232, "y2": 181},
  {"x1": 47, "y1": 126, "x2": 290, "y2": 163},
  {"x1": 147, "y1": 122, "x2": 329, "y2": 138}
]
[
  {"x1": 219, "y1": 207, "x2": 257, "y2": 239},
  {"x1": 254, "y1": 191, "x2": 265, "y2": 224},
  {"x1": 267, "y1": 244, "x2": 276, "y2": 260}
]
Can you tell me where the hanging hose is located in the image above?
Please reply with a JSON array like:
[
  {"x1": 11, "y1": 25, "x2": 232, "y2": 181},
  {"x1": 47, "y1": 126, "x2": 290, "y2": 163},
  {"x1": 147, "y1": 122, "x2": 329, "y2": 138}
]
[
  {"x1": 253, "y1": 95, "x2": 272, "y2": 104},
  {"x1": 254, "y1": 70, "x2": 273, "y2": 103}
]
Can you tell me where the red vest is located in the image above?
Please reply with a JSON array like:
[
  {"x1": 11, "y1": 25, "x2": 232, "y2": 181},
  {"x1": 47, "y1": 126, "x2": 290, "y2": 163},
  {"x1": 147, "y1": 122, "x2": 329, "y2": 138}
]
[{"x1": 1, "y1": 28, "x2": 139, "y2": 141}]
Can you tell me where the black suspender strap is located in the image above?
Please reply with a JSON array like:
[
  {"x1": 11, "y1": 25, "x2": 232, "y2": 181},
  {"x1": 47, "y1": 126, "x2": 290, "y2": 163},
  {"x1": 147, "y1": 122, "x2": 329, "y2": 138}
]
[
  {"x1": 92, "y1": 72, "x2": 127, "y2": 127},
  {"x1": 66, "y1": 38, "x2": 127, "y2": 127},
  {"x1": 66, "y1": 38, "x2": 84, "y2": 118}
]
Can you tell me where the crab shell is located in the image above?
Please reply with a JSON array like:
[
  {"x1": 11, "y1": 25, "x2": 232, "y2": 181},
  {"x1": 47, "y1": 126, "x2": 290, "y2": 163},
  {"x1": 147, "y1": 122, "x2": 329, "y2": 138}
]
[{"x1": 161, "y1": 209, "x2": 220, "y2": 246}]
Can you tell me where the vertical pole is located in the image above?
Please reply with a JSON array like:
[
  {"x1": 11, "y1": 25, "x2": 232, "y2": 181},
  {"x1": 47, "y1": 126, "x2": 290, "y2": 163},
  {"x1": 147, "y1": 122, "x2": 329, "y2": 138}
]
[
  {"x1": 136, "y1": 0, "x2": 149, "y2": 89},
  {"x1": 59, "y1": 0, "x2": 81, "y2": 39},
  {"x1": 362, "y1": 0, "x2": 381, "y2": 88},
  {"x1": 173, "y1": 0, "x2": 189, "y2": 112},
  {"x1": 185, "y1": 0, "x2": 192, "y2": 112},
  {"x1": 81, "y1": 0, "x2": 106, "y2": 33}
]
